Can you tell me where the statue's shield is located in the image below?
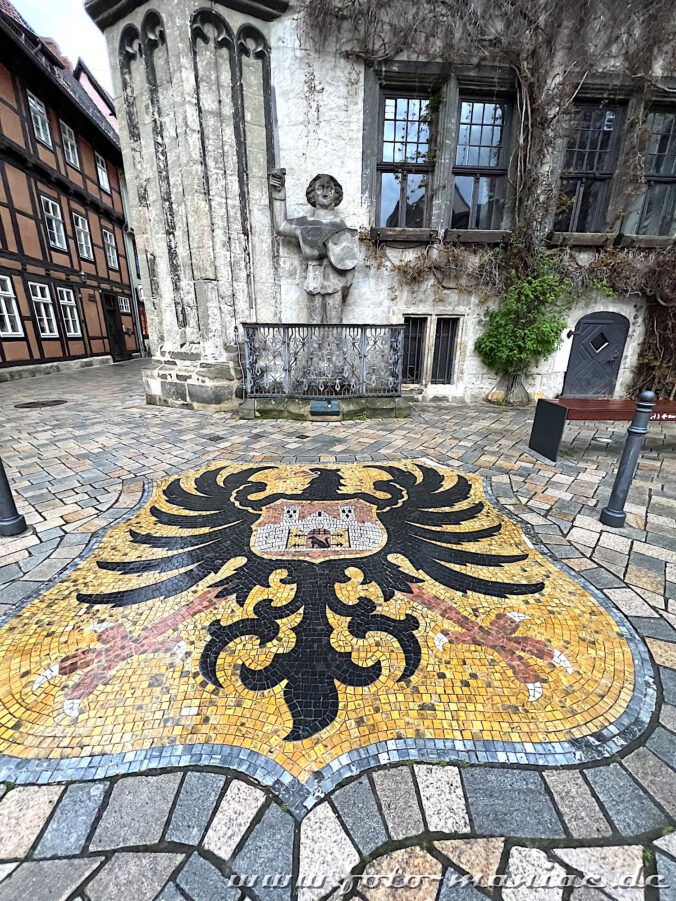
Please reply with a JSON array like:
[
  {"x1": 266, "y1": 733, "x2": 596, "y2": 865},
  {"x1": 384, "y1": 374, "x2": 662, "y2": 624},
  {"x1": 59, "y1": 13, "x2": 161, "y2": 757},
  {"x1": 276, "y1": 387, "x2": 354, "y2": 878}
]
[{"x1": 326, "y1": 227, "x2": 358, "y2": 271}]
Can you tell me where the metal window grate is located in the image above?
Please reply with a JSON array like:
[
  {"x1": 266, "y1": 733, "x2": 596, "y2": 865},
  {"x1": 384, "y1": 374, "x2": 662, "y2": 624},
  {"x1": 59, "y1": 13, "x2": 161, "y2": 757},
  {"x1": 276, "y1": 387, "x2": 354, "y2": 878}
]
[
  {"x1": 402, "y1": 316, "x2": 426, "y2": 384},
  {"x1": 431, "y1": 317, "x2": 459, "y2": 384}
]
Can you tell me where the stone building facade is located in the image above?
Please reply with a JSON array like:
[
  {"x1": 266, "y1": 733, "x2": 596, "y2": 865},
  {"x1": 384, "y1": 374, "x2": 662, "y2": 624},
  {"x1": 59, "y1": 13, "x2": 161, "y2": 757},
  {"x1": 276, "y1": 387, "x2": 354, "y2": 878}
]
[{"x1": 86, "y1": 0, "x2": 675, "y2": 409}]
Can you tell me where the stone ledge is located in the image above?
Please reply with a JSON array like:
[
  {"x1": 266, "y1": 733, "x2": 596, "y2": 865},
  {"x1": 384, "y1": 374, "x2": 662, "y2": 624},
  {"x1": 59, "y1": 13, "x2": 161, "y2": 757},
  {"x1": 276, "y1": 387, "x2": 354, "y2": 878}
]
[
  {"x1": 239, "y1": 396, "x2": 412, "y2": 420},
  {"x1": 0, "y1": 355, "x2": 113, "y2": 383}
]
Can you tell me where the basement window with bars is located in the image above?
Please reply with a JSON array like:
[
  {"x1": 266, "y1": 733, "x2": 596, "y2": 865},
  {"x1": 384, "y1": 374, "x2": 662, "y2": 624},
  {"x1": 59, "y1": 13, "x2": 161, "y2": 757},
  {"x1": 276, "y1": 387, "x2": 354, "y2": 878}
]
[
  {"x1": 431, "y1": 317, "x2": 459, "y2": 383},
  {"x1": 638, "y1": 109, "x2": 676, "y2": 236},
  {"x1": 41, "y1": 196, "x2": 67, "y2": 250},
  {"x1": 57, "y1": 287, "x2": 81, "y2": 337},
  {"x1": 554, "y1": 103, "x2": 623, "y2": 233},
  {"x1": 402, "y1": 316, "x2": 427, "y2": 383},
  {"x1": 0, "y1": 276, "x2": 23, "y2": 337},
  {"x1": 377, "y1": 93, "x2": 435, "y2": 227},
  {"x1": 451, "y1": 98, "x2": 510, "y2": 229}
]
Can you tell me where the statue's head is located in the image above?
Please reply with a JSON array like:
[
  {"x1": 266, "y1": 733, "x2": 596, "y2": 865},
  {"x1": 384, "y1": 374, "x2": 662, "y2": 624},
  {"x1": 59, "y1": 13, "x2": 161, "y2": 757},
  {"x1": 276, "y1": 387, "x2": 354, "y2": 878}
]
[{"x1": 306, "y1": 174, "x2": 343, "y2": 210}]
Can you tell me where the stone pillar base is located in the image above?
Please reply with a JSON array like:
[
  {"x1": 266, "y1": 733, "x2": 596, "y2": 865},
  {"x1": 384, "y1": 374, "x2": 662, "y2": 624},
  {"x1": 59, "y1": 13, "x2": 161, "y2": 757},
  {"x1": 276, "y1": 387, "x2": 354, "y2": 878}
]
[{"x1": 143, "y1": 349, "x2": 242, "y2": 412}]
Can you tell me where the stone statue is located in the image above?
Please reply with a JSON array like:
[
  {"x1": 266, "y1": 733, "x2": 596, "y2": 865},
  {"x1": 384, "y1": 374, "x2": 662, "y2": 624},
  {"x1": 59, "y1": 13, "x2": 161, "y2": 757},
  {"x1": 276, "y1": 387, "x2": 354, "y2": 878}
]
[{"x1": 268, "y1": 170, "x2": 358, "y2": 324}]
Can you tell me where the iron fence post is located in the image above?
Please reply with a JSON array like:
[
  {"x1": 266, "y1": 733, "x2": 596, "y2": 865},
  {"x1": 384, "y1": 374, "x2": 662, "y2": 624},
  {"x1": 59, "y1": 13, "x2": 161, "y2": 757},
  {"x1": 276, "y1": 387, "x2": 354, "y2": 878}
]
[
  {"x1": 282, "y1": 326, "x2": 291, "y2": 395},
  {"x1": 0, "y1": 456, "x2": 27, "y2": 537},
  {"x1": 359, "y1": 327, "x2": 367, "y2": 395},
  {"x1": 600, "y1": 390, "x2": 657, "y2": 528}
]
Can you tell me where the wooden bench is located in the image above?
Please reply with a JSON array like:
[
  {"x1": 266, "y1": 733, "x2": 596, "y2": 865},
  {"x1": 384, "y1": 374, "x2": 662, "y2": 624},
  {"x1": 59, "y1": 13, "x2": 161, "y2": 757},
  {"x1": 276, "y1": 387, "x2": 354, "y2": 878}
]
[{"x1": 528, "y1": 397, "x2": 676, "y2": 462}]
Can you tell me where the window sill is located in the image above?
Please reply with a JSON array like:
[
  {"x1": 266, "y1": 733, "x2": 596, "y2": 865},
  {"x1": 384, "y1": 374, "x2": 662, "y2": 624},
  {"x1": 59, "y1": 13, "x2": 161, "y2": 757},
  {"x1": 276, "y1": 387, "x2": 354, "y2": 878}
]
[
  {"x1": 615, "y1": 234, "x2": 674, "y2": 249},
  {"x1": 368, "y1": 227, "x2": 439, "y2": 245},
  {"x1": 442, "y1": 229, "x2": 511, "y2": 245},
  {"x1": 549, "y1": 232, "x2": 615, "y2": 247}
]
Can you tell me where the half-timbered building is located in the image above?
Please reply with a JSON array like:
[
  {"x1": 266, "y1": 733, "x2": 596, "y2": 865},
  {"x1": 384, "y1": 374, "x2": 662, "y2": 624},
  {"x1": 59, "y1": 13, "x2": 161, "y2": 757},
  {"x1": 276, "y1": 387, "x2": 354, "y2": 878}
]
[{"x1": 0, "y1": 0, "x2": 145, "y2": 379}]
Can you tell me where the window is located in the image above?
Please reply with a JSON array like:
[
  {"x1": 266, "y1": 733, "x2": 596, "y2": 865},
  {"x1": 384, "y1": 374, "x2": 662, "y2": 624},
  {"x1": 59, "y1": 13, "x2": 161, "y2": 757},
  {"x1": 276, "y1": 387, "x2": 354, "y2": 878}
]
[
  {"x1": 72, "y1": 213, "x2": 93, "y2": 259},
  {"x1": 0, "y1": 276, "x2": 23, "y2": 337},
  {"x1": 431, "y1": 317, "x2": 459, "y2": 384},
  {"x1": 402, "y1": 316, "x2": 427, "y2": 383},
  {"x1": 40, "y1": 196, "x2": 67, "y2": 250},
  {"x1": 554, "y1": 103, "x2": 623, "y2": 233},
  {"x1": 377, "y1": 93, "x2": 435, "y2": 227},
  {"x1": 638, "y1": 110, "x2": 675, "y2": 236},
  {"x1": 57, "y1": 287, "x2": 81, "y2": 337},
  {"x1": 102, "y1": 229, "x2": 119, "y2": 269},
  {"x1": 60, "y1": 122, "x2": 80, "y2": 169},
  {"x1": 451, "y1": 99, "x2": 509, "y2": 229},
  {"x1": 27, "y1": 93, "x2": 52, "y2": 147},
  {"x1": 29, "y1": 283, "x2": 58, "y2": 337},
  {"x1": 96, "y1": 152, "x2": 111, "y2": 193},
  {"x1": 118, "y1": 296, "x2": 131, "y2": 314}
]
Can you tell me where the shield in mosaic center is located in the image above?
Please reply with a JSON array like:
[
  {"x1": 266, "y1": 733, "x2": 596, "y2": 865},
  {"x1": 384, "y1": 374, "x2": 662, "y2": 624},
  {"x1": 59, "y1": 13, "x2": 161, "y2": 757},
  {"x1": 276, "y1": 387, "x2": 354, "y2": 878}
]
[{"x1": 0, "y1": 460, "x2": 655, "y2": 797}]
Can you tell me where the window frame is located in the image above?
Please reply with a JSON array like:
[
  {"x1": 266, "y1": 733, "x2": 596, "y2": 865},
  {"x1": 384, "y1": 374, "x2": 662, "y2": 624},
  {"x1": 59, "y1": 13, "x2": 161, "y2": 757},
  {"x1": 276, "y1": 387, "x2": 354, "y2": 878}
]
[
  {"x1": 555, "y1": 102, "x2": 625, "y2": 234},
  {"x1": 450, "y1": 95, "x2": 513, "y2": 231},
  {"x1": 95, "y1": 152, "x2": 111, "y2": 193},
  {"x1": 40, "y1": 195, "x2": 68, "y2": 251},
  {"x1": 60, "y1": 121, "x2": 80, "y2": 170},
  {"x1": 0, "y1": 275, "x2": 23, "y2": 338},
  {"x1": 118, "y1": 296, "x2": 131, "y2": 314},
  {"x1": 28, "y1": 282, "x2": 59, "y2": 338},
  {"x1": 27, "y1": 92, "x2": 52, "y2": 148},
  {"x1": 72, "y1": 212, "x2": 94, "y2": 260},
  {"x1": 637, "y1": 108, "x2": 676, "y2": 237},
  {"x1": 375, "y1": 90, "x2": 437, "y2": 229},
  {"x1": 56, "y1": 286, "x2": 82, "y2": 338},
  {"x1": 102, "y1": 228, "x2": 119, "y2": 270}
]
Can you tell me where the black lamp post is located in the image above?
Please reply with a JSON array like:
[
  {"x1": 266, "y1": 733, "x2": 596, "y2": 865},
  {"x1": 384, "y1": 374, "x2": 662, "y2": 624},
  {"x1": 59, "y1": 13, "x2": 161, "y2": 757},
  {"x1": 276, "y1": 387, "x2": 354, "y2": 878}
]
[{"x1": 0, "y1": 457, "x2": 27, "y2": 537}]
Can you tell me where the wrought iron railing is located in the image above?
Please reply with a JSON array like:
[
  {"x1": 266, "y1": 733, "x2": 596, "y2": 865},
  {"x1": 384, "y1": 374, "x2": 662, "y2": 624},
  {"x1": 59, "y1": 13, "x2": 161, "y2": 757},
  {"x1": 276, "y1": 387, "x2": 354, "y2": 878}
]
[{"x1": 241, "y1": 323, "x2": 405, "y2": 398}]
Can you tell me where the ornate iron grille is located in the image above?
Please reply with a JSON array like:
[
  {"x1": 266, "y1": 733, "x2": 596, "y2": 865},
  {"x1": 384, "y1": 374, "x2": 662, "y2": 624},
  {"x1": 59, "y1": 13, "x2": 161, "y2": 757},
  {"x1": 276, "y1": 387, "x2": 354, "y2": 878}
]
[{"x1": 242, "y1": 324, "x2": 405, "y2": 398}]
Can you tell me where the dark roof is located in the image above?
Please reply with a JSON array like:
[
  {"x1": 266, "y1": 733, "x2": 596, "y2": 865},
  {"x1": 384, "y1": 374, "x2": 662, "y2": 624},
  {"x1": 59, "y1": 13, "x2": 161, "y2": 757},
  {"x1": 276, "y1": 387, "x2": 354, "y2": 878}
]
[{"x1": 0, "y1": 0, "x2": 120, "y2": 152}]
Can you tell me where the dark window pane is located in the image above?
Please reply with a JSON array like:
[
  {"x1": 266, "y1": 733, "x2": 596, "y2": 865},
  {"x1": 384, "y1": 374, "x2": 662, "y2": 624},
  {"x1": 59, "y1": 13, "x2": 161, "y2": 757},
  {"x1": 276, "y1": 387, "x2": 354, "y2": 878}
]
[
  {"x1": 405, "y1": 174, "x2": 427, "y2": 226},
  {"x1": 562, "y1": 104, "x2": 619, "y2": 174},
  {"x1": 379, "y1": 172, "x2": 401, "y2": 227},
  {"x1": 431, "y1": 317, "x2": 458, "y2": 384},
  {"x1": 455, "y1": 99, "x2": 506, "y2": 169},
  {"x1": 645, "y1": 111, "x2": 676, "y2": 176},
  {"x1": 554, "y1": 179, "x2": 579, "y2": 231},
  {"x1": 402, "y1": 317, "x2": 426, "y2": 383},
  {"x1": 575, "y1": 180, "x2": 607, "y2": 231},
  {"x1": 475, "y1": 176, "x2": 506, "y2": 229},
  {"x1": 451, "y1": 175, "x2": 474, "y2": 228},
  {"x1": 638, "y1": 182, "x2": 676, "y2": 236}
]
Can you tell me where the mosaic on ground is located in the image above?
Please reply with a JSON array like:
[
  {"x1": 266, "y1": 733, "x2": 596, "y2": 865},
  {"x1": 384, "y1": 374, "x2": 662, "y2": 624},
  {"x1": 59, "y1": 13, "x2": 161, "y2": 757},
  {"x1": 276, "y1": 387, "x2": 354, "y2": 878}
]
[{"x1": 0, "y1": 459, "x2": 655, "y2": 804}]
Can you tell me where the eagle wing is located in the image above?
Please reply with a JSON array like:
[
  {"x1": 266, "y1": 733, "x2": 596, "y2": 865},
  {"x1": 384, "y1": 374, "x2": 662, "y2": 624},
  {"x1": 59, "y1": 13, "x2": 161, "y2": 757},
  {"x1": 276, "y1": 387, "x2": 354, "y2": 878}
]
[
  {"x1": 355, "y1": 463, "x2": 545, "y2": 601},
  {"x1": 77, "y1": 466, "x2": 283, "y2": 607}
]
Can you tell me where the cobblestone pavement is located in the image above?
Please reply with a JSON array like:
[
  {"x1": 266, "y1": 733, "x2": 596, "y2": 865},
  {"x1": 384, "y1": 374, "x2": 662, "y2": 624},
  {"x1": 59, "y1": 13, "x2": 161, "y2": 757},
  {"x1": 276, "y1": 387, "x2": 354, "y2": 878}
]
[{"x1": 0, "y1": 359, "x2": 675, "y2": 901}]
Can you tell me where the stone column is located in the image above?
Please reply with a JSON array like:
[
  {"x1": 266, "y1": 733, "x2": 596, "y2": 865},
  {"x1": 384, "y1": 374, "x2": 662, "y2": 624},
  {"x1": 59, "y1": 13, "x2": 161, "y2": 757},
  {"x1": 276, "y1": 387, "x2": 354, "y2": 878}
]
[{"x1": 86, "y1": 0, "x2": 287, "y2": 410}]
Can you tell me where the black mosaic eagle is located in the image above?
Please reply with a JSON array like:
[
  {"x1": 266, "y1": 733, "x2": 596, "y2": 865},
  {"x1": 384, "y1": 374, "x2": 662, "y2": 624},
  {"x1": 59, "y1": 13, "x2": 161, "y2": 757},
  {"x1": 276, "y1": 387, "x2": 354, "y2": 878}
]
[{"x1": 78, "y1": 464, "x2": 546, "y2": 739}]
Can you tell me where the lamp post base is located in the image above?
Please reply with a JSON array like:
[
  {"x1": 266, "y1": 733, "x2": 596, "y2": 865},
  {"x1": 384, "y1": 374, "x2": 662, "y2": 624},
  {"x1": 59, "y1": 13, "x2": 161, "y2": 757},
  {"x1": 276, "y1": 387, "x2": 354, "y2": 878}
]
[
  {"x1": 600, "y1": 507, "x2": 626, "y2": 528},
  {"x1": 0, "y1": 513, "x2": 27, "y2": 537}
]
